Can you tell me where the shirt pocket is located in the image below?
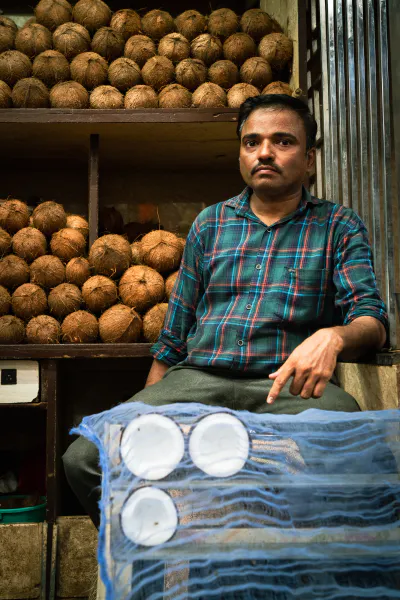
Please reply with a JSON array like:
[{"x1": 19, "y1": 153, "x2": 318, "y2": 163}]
[{"x1": 276, "y1": 267, "x2": 334, "y2": 324}]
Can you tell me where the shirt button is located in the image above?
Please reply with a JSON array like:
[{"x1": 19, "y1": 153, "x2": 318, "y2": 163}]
[
  {"x1": 255, "y1": 264, "x2": 262, "y2": 270},
  {"x1": 266, "y1": 228, "x2": 271, "y2": 233},
  {"x1": 237, "y1": 340, "x2": 244, "y2": 346},
  {"x1": 246, "y1": 304, "x2": 252, "y2": 310}
]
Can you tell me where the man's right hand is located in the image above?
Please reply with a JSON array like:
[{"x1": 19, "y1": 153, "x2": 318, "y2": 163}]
[{"x1": 145, "y1": 359, "x2": 169, "y2": 387}]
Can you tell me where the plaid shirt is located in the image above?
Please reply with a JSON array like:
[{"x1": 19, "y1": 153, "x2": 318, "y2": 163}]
[{"x1": 151, "y1": 187, "x2": 388, "y2": 374}]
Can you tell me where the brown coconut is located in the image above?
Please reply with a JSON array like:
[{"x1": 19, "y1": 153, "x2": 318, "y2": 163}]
[
  {"x1": 0, "y1": 80, "x2": 12, "y2": 108},
  {"x1": 223, "y1": 33, "x2": 256, "y2": 66},
  {"x1": 0, "y1": 199, "x2": 30, "y2": 234},
  {"x1": 33, "y1": 50, "x2": 70, "y2": 87},
  {"x1": 12, "y1": 227, "x2": 47, "y2": 263},
  {"x1": 0, "y1": 228, "x2": 12, "y2": 257},
  {"x1": 50, "y1": 228, "x2": 86, "y2": 262},
  {"x1": 26, "y1": 314, "x2": 61, "y2": 343},
  {"x1": 208, "y1": 60, "x2": 239, "y2": 89},
  {"x1": 89, "y1": 234, "x2": 131, "y2": 278},
  {"x1": 90, "y1": 85, "x2": 124, "y2": 109},
  {"x1": 140, "y1": 230, "x2": 183, "y2": 273},
  {"x1": 108, "y1": 57, "x2": 141, "y2": 92},
  {"x1": 262, "y1": 81, "x2": 293, "y2": 96},
  {"x1": 207, "y1": 9, "x2": 239, "y2": 39},
  {"x1": 124, "y1": 35, "x2": 156, "y2": 69},
  {"x1": 143, "y1": 303, "x2": 168, "y2": 343},
  {"x1": 227, "y1": 82, "x2": 260, "y2": 108},
  {"x1": 33, "y1": 200, "x2": 67, "y2": 236},
  {"x1": 91, "y1": 27, "x2": 124, "y2": 62},
  {"x1": 15, "y1": 24, "x2": 53, "y2": 59},
  {"x1": 192, "y1": 82, "x2": 227, "y2": 108},
  {"x1": 175, "y1": 10, "x2": 206, "y2": 42},
  {"x1": 258, "y1": 33, "x2": 293, "y2": 72},
  {"x1": 110, "y1": 9, "x2": 141, "y2": 42},
  {"x1": 191, "y1": 34, "x2": 222, "y2": 66},
  {"x1": 0, "y1": 51, "x2": 32, "y2": 88},
  {"x1": 119, "y1": 265, "x2": 164, "y2": 312},
  {"x1": 165, "y1": 270, "x2": 178, "y2": 299},
  {"x1": 82, "y1": 275, "x2": 117, "y2": 313},
  {"x1": 0, "y1": 18, "x2": 16, "y2": 53},
  {"x1": 240, "y1": 56, "x2": 272, "y2": 90},
  {"x1": 12, "y1": 77, "x2": 50, "y2": 108},
  {"x1": 142, "y1": 10, "x2": 175, "y2": 41},
  {"x1": 61, "y1": 310, "x2": 98, "y2": 343},
  {"x1": 158, "y1": 84, "x2": 191, "y2": 109},
  {"x1": 141, "y1": 56, "x2": 174, "y2": 92},
  {"x1": 48, "y1": 282, "x2": 82, "y2": 319},
  {"x1": 0, "y1": 16, "x2": 18, "y2": 34},
  {"x1": 130, "y1": 241, "x2": 142, "y2": 265},
  {"x1": 0, "y1": 284, "x2": 11, "y2": 316},
  {"x1": 72, "y1": 0, "x2": 111, "y2": 33},
  {"x1": 52, "y1": 22, "x2": 91, "y2": 60},
  {"x1": 35, "y1": 0, "x2": 72, "y2": 32},
  {"x1": 125, "y1": 85, "x2": 158, "y2": 109},
  {"x1": 12, "y1": 283, "x2": 47, "y2": 321},
  {"x1": 240, "y1": 9, "x2": 281, "y2": 41},
  {"x1": 158, "y1": 33, "x2": 190, "y2": 63},
  {"x1": 0, "y1": 255, "x2": 29, "y2": 289},
  {"x1": 70, "y1": 51, "x2": 108, "y2": 90},
  {"x1": 30, "y1": 255, "x2": 65, "y2": 288},
  {"x1": 66, "y1": 214, "x2": 89, "y2": 238},
  {"x1": 175, "y1": 58, "x2": 206, "y2": 91},
  {"x1": 0, "y1": 315, "x2": 25, "y2": 344},
  {"x1": 65, "y1": 257, "x2": 90, "y2": 287},
  {"x1": 50, "y1": 80, "x2": 89, "y2": 108},
  {"x1": 22, "y1": 18, "x2": 37, "y2": 29},
  {"x1": 99, "y1": 304, "x2": 142, "y2": 343}
]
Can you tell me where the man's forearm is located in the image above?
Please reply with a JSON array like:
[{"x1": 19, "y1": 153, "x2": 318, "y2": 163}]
[
  {"x1": 145, "y1": 359, "x2": 169, "y2": 387},
  {"x1": 330, "y1": 316, "x2": 386, "y2": 360}
]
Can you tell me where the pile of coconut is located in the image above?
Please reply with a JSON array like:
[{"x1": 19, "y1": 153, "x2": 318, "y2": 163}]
[{"x1": 0, "y1": 1, "x2": 298, "y2": 110}]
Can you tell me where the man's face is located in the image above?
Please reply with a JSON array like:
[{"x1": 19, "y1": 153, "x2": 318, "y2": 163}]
[{"x1": 239, "y1": 107, "x2": 315, "y2": 197}]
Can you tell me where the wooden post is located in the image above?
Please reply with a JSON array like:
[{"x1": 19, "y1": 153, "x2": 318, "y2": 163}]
[{"x1": 88, "y1": 133, "x2": 99, "y2": 248}]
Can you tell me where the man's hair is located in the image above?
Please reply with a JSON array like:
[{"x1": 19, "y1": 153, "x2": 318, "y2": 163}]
[{"x1": 237, "y1": 94, "x2": 318, "y2": 151}]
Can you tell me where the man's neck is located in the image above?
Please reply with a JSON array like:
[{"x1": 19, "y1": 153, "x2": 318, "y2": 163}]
[{"x1": 249, "y1": 187, "x2": 303, "y2": 227}]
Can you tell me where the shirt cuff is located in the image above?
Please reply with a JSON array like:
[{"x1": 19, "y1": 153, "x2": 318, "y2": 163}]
[{"x1": 150, "y1": 331, "x2": 188, "y2": 366}]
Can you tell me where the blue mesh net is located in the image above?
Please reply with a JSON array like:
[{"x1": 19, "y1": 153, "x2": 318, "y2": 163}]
[{"x1": 73, "y1": 403, "x2": 400, "y2": 599}]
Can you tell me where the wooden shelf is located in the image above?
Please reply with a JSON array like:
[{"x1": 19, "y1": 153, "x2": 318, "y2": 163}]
[
  {"x1": 0, "y1": 401, "x2": 47, "y2": 409},
  {"x1": 0, "y1": 343, "x2": 153, "y2": 360}
]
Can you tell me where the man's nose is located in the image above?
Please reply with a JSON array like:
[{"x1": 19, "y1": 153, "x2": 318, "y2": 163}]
[{"x1": 258, "y1": 140, "x2": 275, "y2": 160}]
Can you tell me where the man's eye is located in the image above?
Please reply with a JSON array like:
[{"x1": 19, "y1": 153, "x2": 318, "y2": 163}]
[
  {"x1": 279, "y1": 139, "x2": 291, "y2": 146},
  {"x1": 245, "y1": 140, "x2": 257, "y2": 147}
]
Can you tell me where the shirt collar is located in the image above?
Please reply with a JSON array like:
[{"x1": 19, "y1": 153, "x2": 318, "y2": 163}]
[{"x1": 225, "y1": 186, "x2": 323, "y2": 218}]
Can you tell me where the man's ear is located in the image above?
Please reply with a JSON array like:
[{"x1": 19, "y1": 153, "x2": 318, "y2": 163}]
[{"x1": 306, "y1": 148, "x2": 316, "y2": 171}]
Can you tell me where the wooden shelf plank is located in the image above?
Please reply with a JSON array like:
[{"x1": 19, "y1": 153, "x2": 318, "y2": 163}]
[
  {"x1": 0, "y1": 401, "x2": 47, "y2": 409},
  {"x1": 0, "y1": 343, "x2": 153, "y2": 359}
]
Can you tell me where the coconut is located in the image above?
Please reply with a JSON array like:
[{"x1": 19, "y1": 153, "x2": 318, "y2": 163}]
[
  {"x1": 124, "y1": 85, "x2": 158, "y2": 109},
  {"x1": 82, "y1": 275, "x2": 117, "y2": 313},
  {"x1": 61, "y1": 310, "x2": 98, "y2": 343},
  {"x1": 50, "y1": 228, "x2": 86, "y2": 262},
  {"x1": 191, "y1": 34, "x2": 222, "y2": 66},
  {"x1": 35, "y1": 0, "x2": 72, "y2": 31},
  {"x1": 22, "y1": 18, "x2": 37, "y2": 29},
  {"x1": 0, "y1": 18, "x2": 16, "y2": 53},
  {"x1": 192, "y1": 82, "x2": 227, "y2": 108},
  {"x1": 177, "y1": 237, "x2": 186, "y2": 252},
  {"x1": 50, "y1": 80, "x2": 89, "y2": 108},
  {"x1": 262, "y1": 81, "x2": 293, "y2": 96},
  {"x1": 0, "y1": 228, "x2": 12, "y2": 256},
  {"x1": 227, "y1": 82, "x2": 260, "y2": 108},
  {"x1": 0, "y1": 285, "x2": 11, "y2": 315},
  {"x1": 141, "y1": 56, "x2": 175, "y2": 91},
  {"x1": 240, "y1": 57, "x2": 272, "y2": 90},
  {"x1": 110, "y1": 9, "x2": 141, "y2": 42},
  {"x1": 165, "y1": 270, "x2": 178, "y2": 299},
  {"x1": 26, "y1": 314, "x2": 61, "y2": 343},
  {"x1": 99, "y1": 206, "x2": 124, "y2": 235},
  {"x1": 30, "y1": 255, "x2": 65, "y2": 288},
  {"x1": 65, "y1": 257, "x2": 90, "y2": 287},
  {"x1": 140, "y1": 230, "x2": 183, "y2": 273},
  {"x1": 142, "y1": 10, "x2": 175, "y2": 41},
  {"x1": 12, "y1": 77, "x2": 50, "y2": 108},
  {"x1": 0, "y1": 80, "x2": 12, "y2": 108},
  {"x1": 158, "y1": 33, "x2": 190, "y2": 63},
  {"x1": 33, "y1": 200, "x2": 67, "y2": 236},
  {"x1": 124, "y1": 35, "x2": 156, "y2": 69},
  {"x1": 12, "y1": 283, "x2": 47, "y2": 321},
  {"x1": 99, "y1": 304, "x2": 142, "y2": 343},
  {"x1": 207, "y1": 9, "x2": 239, "y2": 39},
  {"x1": 0, "y1": 255, "x2": 29, "y2": 289},
  {"x1": 89, "y1": 234, "x2": 131, "y2": 278},
  {"x1": 108, "y1": 57, "x2": 141, "y2": 92},
  {"x1": 119, "y1": 265, "x2": 164, "y2": 312},
  {"x1": 12, "y1": 227, "x2": 47, "y2": 263},
  {"x1": 15, "y1": 24, "x2": 53, "y2": 59},
  {"x1": 66, "y1": 214, "x2": 89, "y2": 238},
  {"x1": 0, "y1": 16, "x2": 18, "y2": 34},
  {"x1": 240, "y1": 9, "x2": 281, "y2": 41},
  {"x1": 158, "y1": 84, "x2": 192, "y2": 109},
  {"x1": 72, "y1": 0, "x2": 111, "y2": 33},
  {"x1": 48, "y1": 282, "x2": 82, "y2": 319},
  {"x1": 0, "y1": 315, "x2": 25, "y2": 344},
  {"x1": 130, "y1": 241, "x2": 142, "y2": 265},
  {"x1": 175, "y1": 10, "x2": 206, "y2": 42},
  {"x1": 143, "y1": 303, "x2": 168, "y2": 343},
  {"x1": 53, "y1": 22, "x2": 91, "y2": 60},
  {"x1": 0, "y1": 51, "x2": 32, "y2": 88},
  {"x1": 174, "y1": 58, "x2": 205, "y2": 91},
  {"x1": 70, "y1": 52, "x2": 108, "y2": 90},
  {"x1": 33, "y1": 50, "x2": 70, "y2": 87},
  {"x1": 0, "y1": 199, "x2": 30, "y2": 234},
  {"x1": 223, "y1": 33, "x2": 256, "y2": 66},
  {"x1": 258, "y1": 33, "x2": 293, "y2": 72},
  {"x1": 91, "y1": 27, "x2": 124, "y2": 62},
  {"x1": 90, "y1": 85, "x2": 123, "y2": 109},
  {"x1": 208, "y1": 60, "x2": 238, "y2": 89}
]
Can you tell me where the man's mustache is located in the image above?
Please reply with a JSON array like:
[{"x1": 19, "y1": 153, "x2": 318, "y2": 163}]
[{"x1": 251, "y1": 162, "x2": 282, "y2": 175}]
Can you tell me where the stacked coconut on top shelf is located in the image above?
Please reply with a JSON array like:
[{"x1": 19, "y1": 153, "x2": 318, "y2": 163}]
[
  {"x1": 0, "y1": 0, "x2": 297, "y2": 110},
  {"x1": 0, "y1": 197, "x2": 183, "y2": 344}
]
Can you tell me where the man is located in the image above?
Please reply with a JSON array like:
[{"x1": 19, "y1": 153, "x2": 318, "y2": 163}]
[{"x1": 63, "y1": 94, "x2": 388, "y2": 527}]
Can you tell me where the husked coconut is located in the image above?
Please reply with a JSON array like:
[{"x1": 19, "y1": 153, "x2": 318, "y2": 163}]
[
  {"x1": 140, "y1": 230, "x2": 183, "y2": 273},
  {"x1": 91, "y1": 27, "x2": 124, "y2": 62},
  {"x1": 26, "y1": 314, "x2": 61, "y2": 343},
  {"x1": 175, "y1": 58, "x2": 206, "y2": 91},
  {"x1": 50, "y1": 80, "x2": 89, "y2": 108},
  {"x1": 99, "y1": 304, "x2": 142, "y2": 343},
  {"x1": 192, "y1": 82, "x2": 227, "y2": 108},
  {"x1": 90, "y1": 85, "x2": 124, "y2": 109},
  {"x1": 12, "y1": 77, "x2": 50, "y2": 108},
  {"x1": 35, "y1": 0, "x2": 72, "y2": 31},
  {"x1": 110, "y1": 9, "x2": 141, "y2": 42},
  {"x1": 108, "y1": 57, "x2": 141, "y2": 92},
  {"x1": 158, "y1": 84, "x2": 191, "y2": 109},
  {"x1": 12, "y1": 227, "x2": 47, "y2": 263},
  {"x1": 240, "y1": 57, "x2": 272, "y2": 90},
  {"x1": 0, "y1": 81, "x2": 12, "y2": 108},
  {"x1": 65, "y1": 257, "x2": 90, "y2": 287},
  {"x1": 175, "y1": 10, "x2": 206, "y2": 42},
  {"x1": 33, "y1": 200, "x2": 66, "y2": 235},
  {"x1": 208, "y1": 60, "x2": 238, "y2": 89},
  {"x1": 0, "y1": 51, "x2": 32, "y2": 88},
  {"x1": 142, "y1": 10, "x2": 175, "y2": 41},
  {"x1": 0, "y1": 199, "x2": 30, "y2": 234},
  {"x1": 227, "y1": 83, "x2": 259, "y2": 108},
  {"x1": 258, "y1": 33, "x2": 293, "y2": 72},
  {"x1": 70, "y1": 51, "x2": 108, "y2": 89},
  {"x1": 130, "y1": 241, "x2": 142, "y2": 264},
  {"x1": 240, "y1": 9, "x2": 282, "y2": 41},
  {"x1": 165, "y1": 270, "x2": 178, "y2": 299},
  {"x1": 158, "y1": 33, "x2": 190, "y2": 63},
  {"x1": 12, "y1": 283, "x2": 47, "y2": 321},
  {"x1": 33, "y1": 50, "x2": 70, "y2": 87},
  {"x1": 125, "y1": 85, "x2": 158, "y2": 109},
  {"x1": 223, "y1": 33, "x2": 256, "y2": 66},
  {"x1": 119, "y1": 265, "x2": 164, "y2": 312},
  {"x1": 141, "y1": 56, "x2": 174, "y2": 91},
  {"x1": 0, "y1": 16, "x2": 18, "y2": 35},
  {"x1": 143, "y1": 303, "x2": 168, "y2": 343},
  {"x1": 0, "y1": 255, "x2": 30, "y2": 289},
  {"x1": 50, "y1": 228, "x2": 86, "y2": 262},
  {"x1": 124, "y1": 35, "x2": 156, "y2": 68},
  {"x1": 15, "y1": 23, "x2": 52, "y2": 59},
  {"x1": 62, "y1": 310, "x2": 98, "y2": 343},
  {"x1": 191, "y1": 34, "x2": 222, "y2": 66},
  {"x1": 207, "y1": 9, "x2": 238, "y2": 39},
  {"x1": 82, "y1": 275, "x2": 117, "y2": 313},
  {"x1": 53, "y1": 22, "x2": 91, "y2": 60},
  {"x1": 0, "y1": 17, "x2": 16, "y2": 53},
  {"x1": 0, "y1": 315, "x2": 25, "y2": 344},
  {"x1": 0, "y1": 228, "x2": 12, "y2": 256},
  {"x1": 48, "y1": 282, "x2": 82, "y2": 318},
  {"x1": 0, "y1": 285, "x2": 11, "y2": 315},
  {"x1": 72, "y1": 0, "x2": 111, "y2": 33},
  {"x1": 89, "y1": 234, "x2": 131, "y2": 278},
  {"x1": 66, "y1": 214, "x2": 89, "y2": 238},
  {"x1": 262, "y1": 81, "x2": 293, "y2": 95},
  {"x1": 30, "y1": 255, "x2": 65, "y2": 288}
]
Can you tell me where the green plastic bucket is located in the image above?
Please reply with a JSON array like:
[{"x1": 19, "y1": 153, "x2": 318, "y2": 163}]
[{"x1": 0, "y1": 495, "x2": 46, "y2": 524}]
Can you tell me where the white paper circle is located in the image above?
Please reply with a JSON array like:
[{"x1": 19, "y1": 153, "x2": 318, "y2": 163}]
[
  {"x1": 189, "y1": 413, "x2": 249, "y2": 477},
  {"x1": 121, "y1": 414, "x2": 184, "y2": 480},
  {"x1": 121, "y1": 487, "x2": 178, "y2": 546}
]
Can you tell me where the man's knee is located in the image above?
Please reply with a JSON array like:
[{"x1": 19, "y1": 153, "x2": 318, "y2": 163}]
[{"x1": 62, "y1": 435, "x2": 100, "y2": 487}]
